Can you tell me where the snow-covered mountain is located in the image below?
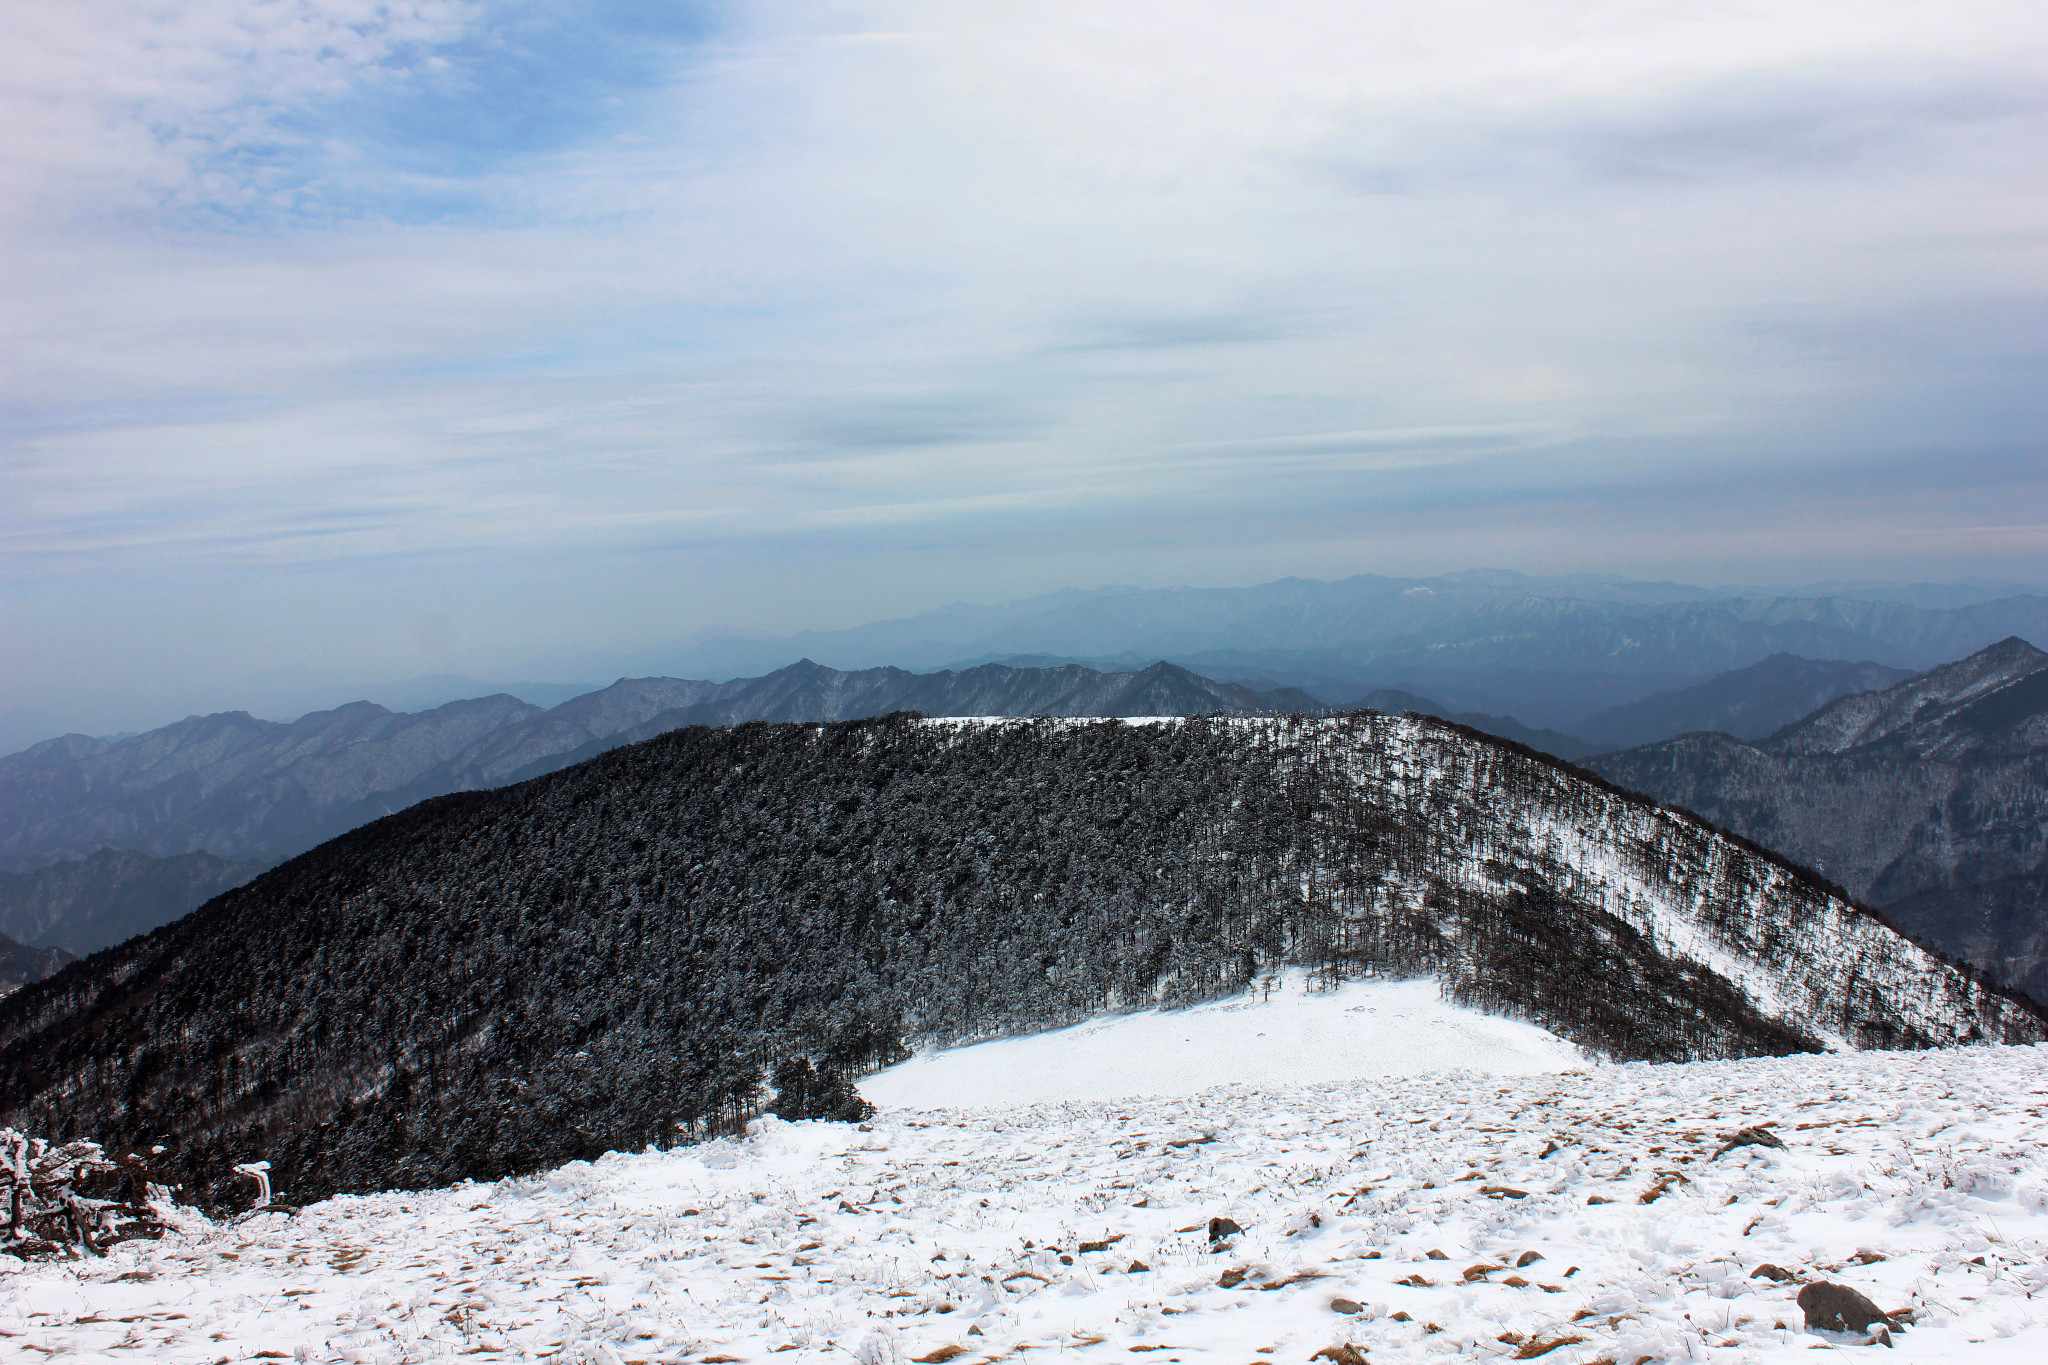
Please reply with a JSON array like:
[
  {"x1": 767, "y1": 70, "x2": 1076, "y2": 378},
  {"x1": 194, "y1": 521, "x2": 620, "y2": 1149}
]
[
  {"x1": 1589, "y1": 637, "x2": 2048, "y2": 999},
  {"x1": 1345, "y1": 689, "x2": 1600, "y2": 761},
  {"x1": 1, "y1": 711, "x2": 2035, "y2": 1207}
]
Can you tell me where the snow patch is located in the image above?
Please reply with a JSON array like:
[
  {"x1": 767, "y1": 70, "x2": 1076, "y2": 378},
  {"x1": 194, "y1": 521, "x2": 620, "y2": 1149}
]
[{"x1": 861, "y1": 975, "x2": 1583, "y2": 1111}]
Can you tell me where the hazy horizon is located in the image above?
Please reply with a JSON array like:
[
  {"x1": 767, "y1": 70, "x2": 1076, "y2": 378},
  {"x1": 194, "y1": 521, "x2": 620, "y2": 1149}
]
[
  {"x1": 7, "y1": 3, "x2": 2046, "y2": 742},
  {"x1": 6, "y1": 565, "x2": 2047, "y2": 747}
]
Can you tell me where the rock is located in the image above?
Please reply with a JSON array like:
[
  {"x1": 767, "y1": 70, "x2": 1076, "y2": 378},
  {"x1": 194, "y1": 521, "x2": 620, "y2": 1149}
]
[
  {"x1": 1128, "y1": 1259, "x2": 1150, "y2": 1273},
  {"x1": 1258, "y1": 1270, "x2": 1328, "y2": 1291},
  {"x1": 1797, "y1": 1282, "x2": 1896, "y2": 1335},
  {"x1": 1424, "y1": 1248, "x2": 1448, "y2": 1260},
  {"x1": 1218, "y1": 1268, "x2": 1248, "y2": 1288},
  {"x1": 1462, "y1": 1263, "x2": 1501, "y2": 1282},
  {"x1": 1330, "y1": 1298, "x2": 1363, "y2": 1315},
  {"x1": 1751, "y1": 1263, "x2": 1797, "y2": 1282},
  {"x1": 1389, "y1": 1311, "x2": 1412, "y2": 1322},
  {"x1": 1516, "y1": 1251, "x2": 1545, "y2": 1267},
  {"x1": 1078, "y1": 1235, "x2": 1124, "y2": 1253},
  {"x1": 1715, "y1": 1125, "x2": 1786, "y2": 1157},
  {"x1": 1208, "y1": 1216, "x2": 1244, "y2": 1244},
  {"x1": 1638, "y1": 1172, "x2": 1689, "y2": 1203}
]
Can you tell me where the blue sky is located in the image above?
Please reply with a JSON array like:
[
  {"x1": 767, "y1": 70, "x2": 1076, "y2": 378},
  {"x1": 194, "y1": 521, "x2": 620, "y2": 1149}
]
[{"x1": 3, "y1": 0, "x2": 2046, "y2": 732}]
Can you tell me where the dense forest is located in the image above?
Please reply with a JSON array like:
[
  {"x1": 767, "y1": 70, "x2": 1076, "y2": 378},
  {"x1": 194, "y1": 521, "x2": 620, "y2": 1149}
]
[{"x1": 1, "y1": 712, "x2": 2038, "y2": 1206}]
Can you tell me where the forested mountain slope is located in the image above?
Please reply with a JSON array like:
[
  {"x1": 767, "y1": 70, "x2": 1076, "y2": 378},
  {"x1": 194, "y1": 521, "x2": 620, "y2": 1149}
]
[
  {"x1": 1589, "y1": 637, "x2": 2048, "y2": 999},
  {"x1": 0, "y1": 662, "x2": 1317, "y2": 876},
  {"x1": 1882, "y1": 875, "x2": 2048, "y2": 1009},
  {"x1": 2, "y1": 711, "x2": 2034, "y2": 1204}
]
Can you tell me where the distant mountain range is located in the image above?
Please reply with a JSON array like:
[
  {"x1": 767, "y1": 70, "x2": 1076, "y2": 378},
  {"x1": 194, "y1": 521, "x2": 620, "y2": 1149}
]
[
  {"x1": 1566, "y1": 654, "x2": 1917, "y2": 749},
  {"x1": 0, "y1": 849, "x2": 265, "y2": 955},
  {"x1": 1590, "y1": 637, "x2": 2048, "y2": 1001},
  {"x1": 10, "y1": 637, "x2": 2047, "y2": 997},
  {"x1": 1339, "y1": 654, "x2": 1919, "y2": 763},
  {"x1": 617, "y1": 571, "x2": 2048, "y2": 727},
  {"x1": 0, "y1": 659, "x2": 1318, "y2": 878}
]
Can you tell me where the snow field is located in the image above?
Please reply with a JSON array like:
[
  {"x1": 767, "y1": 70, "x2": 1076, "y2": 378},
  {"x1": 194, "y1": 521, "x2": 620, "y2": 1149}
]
[
  {"x1": 6, "y1": 1046, "x2": 2048, "y2": 1365},
  {"x1": 859, "y1": 976, "x2": 1584, "y2": 1109}
]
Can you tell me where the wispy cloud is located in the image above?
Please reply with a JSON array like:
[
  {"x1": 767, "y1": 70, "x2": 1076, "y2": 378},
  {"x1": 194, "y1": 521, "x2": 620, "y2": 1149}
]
[{"x1": 4, "y1": 1, "x2": 2047, "y2": 730}]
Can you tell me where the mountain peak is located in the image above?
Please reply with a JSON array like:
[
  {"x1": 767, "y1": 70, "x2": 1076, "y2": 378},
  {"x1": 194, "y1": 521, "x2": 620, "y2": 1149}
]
[{"x1": 1770, "y1": 635, "x2": 2048, "y2": 756}]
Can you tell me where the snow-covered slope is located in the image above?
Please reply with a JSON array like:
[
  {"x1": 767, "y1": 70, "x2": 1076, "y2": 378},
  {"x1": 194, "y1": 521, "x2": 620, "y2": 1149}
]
[
  {"x1": 5, "y1": 710, "x2": 2041, "y2": 1205},
  {"x1": 860, "y1": 975, "x2": 1582, "y2": 1109},
  {"x1": 10, "y1": 1045, "x2": 2047, "y2": 1363},
  {"x1": 1587, "y1": 637, "x2": 2048, "y2": 980}
]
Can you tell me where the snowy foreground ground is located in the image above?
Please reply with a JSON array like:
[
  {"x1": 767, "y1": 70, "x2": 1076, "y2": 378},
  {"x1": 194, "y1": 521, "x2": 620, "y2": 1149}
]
[{"x1": 6, "y1": 1022, "x2": 2048, "y2": 1363}]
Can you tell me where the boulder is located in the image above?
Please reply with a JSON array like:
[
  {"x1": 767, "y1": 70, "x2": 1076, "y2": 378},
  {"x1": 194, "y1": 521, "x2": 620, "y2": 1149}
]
[{"x1": 1797, "y1": 1282, "x2": 1896, "y2": 1336}]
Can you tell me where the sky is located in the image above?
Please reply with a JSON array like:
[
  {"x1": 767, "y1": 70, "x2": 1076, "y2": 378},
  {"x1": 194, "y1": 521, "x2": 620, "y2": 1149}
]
[{"x1": 3, "y1": 0, "x2": 2047, "y2": 734}]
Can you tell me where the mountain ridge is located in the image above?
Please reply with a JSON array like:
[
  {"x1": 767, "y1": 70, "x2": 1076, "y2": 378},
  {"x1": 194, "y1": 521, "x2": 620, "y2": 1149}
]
[
  {"x1": 0, "y1": 932, "x2": 73, "y2": 995},
  {"x1": 2, "y1": 709, "x2": 2035, "y2": 1202},
  {"x1": 1589, "y1": 637, "x2": 2048, "y2": 1001},
  {"x1": 610, "y1": 573, "x2": 2048, "y2": 724},
  {"x1": 0, "y1": 659, "x2": 1325, "y2": 875},
  {"x1": 1569, "y1": 653, "x2": 1916, "y2": 749}
]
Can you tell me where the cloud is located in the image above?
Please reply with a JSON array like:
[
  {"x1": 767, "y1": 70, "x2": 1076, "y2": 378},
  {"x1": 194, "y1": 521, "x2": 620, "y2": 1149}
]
[
  {"x1": 0, "y1": 1, "x2": 726, "y2": 231},
  {"x1": 5, "y1": 1, "x2": 2048, "y2": 730},
  {"x1": 1317, "y1": 61, "x2": 2048, "y2": 193}
]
